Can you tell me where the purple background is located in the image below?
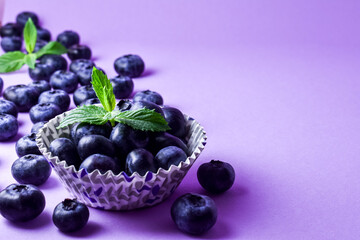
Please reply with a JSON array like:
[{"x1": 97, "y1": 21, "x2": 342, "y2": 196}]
[{"x1": 0, "y1": 0, "x2": 359, "y2": 239}]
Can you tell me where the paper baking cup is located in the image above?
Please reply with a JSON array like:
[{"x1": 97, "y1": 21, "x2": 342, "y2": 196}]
[{"x1": 36, "y1": 112, "x2": 207, "y2": 211}]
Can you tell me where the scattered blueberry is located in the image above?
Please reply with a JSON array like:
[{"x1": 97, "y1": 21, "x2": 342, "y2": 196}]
[
  {"x1": 114, "y1": 54, "x2": 145, "y2": 78},
  {"x1": 71, "y1": 122, "x2": 112, "y2": 145},
  {"x1": 197, "y1": 160, "x2": 235, "y2": 194},
  {"x1": 0, "y1": 77, "x2": 3, "y2": 94},
  {"x1": 52, "y1": 199, "x2": 89, "y2": 232},
  {"x1": 155, "y1": 146, "x2": 187, "y2": 170},
  {"x1": 3, "y1": 84, "x2": 40, "y2": 112},
  {"x1": 50, "y1": 70, "x2": 78, "y2": 93},
  {"x1": 29, "y1": 102, "x2": 62, "y2": 123},
  {"x1": 110, "y1": 75, "x2": 134, "y2": 99},
  {"x1": 29, "y1": 63, "x2": 55, "y2": 81},
  {"x1": 38, "y1": 89, "x2": 70, "y2": 112},
  {"x1": 171, "y1": 193, "x2": 217, "y2": 235},
  {"x1": 80, "y1": 153, "x2": 118, "y2": 174},
  {"x1": 28, "y1": 80, "x2": 51, "y2": 93},
  {"x1": 125, "y1": 148, "x2": 156, "y2": 176},
  {"x1": 16, "y1": 11, "x2": 39, "y2": 27},
  {"x1": 77, "y1": 134, "x2": 115, "y2": 160},
  {"x1": 0, "y1": 113, "x2": 18, "y2": 141},
  {"x1": 79, "y1": 98, "x2": 100, "y2": 106},
  {"x1": 40, "y1": 54, "x2": 68, "y2": 71},
  {"x1": 0, "y1": 23, "x2": 22, "y2": 37},
  {"x1": 11, "y1": 154, "x2": 51, "y2": 186},
  {"x1": 56, "y1": 30, "x2": 80, "y2": 48},
  {"x1": 50, "y1": 138, "x2": 81, "y2": 168},
  {"x1": 73, "y1": 85, "x2": 97, "y2": 106},
  {"x1": 67, "y1": 44, "x2": 91, "y2": 60},
  {"x1": 115, "y1": 99, "x2": 132, "y2": 111},
  {"x1": 69, "y1": 59, "x2": 95, "y2": 73},
  {"x1": 130, "y1": 100, "x2": 164, "y2": 116},
  {"x1": 1, "y1": 36, "x2": 22, "y2": 52},
  {"x1": 36, "y1": 27, "x2": 51, "y2": 42},
  {"x1": 0, "y1": 99, "x2": 18, "y2": 118},
  {"x1": 133, "y1": 90, "x2": 163, "y2": 105},
  {"x1": 33, "y1": 40, "x2": 47, "y2": 53},
  {"x1": 163, "y1": 106, "x2": 186, "y2": 139},
  {"x1": 76, "y1": 66, "x2": 105, "y2": 86},
  {"x1": 148, "y1": 132, "x2": 188, "y2": 156},
  {"x1": 31, "y1": 121, "x2": 47, "y2": 133},
  {"x1": 15, "y1": 133, "x2": 41, "y2": 156}
]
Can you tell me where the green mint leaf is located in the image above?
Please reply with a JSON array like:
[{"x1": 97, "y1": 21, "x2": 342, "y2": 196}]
[
  {"x1": 114, "y1": 108, "x2": 170, "y2": 132},
  {"x1": 91, "y1": 67, "x2": 116, "y2": 112},
  {"x1": 0, "y1": 51, "x2": 26, "y2": 73},
  {"x1": 35, "y1": 41, "x2": 67, "y2": 58},
  {"x1": 23, "y1": 18, "x2": 37, "y2": 54},
  {"x1": 57, "y1": 105, "x2": 109, "y2": 129},
  {"x1": 24, "y1": 53, "x2": 36, "y2": 69}
]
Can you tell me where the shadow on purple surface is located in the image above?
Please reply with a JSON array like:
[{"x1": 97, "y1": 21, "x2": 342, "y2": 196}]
[
  {"x1": 138, "y1": 68, "x2": 157, "y2": 78},
  {"x1": 6, "y1": 132, "x2": 24, "y2": 143},
  {"x1": 60, "y1": 221, "x2": 102, "y2": 238},
  {"x1": 5, "y1": 211, "x2": 52, "y2": 229},
  {"x1": 40, "y1": 175, "x2": 61, "y2": 190}
]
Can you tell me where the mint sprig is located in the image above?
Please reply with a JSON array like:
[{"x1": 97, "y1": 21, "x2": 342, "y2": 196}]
[
  {"x1": 57, "y1": 67, "x2": 170, "y2": 132},
  {"x1": 0, "y1": 18, "x2": 67, "y2": 73}
]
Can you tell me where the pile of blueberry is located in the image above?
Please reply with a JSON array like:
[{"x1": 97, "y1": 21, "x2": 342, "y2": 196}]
[{"x1": 0, "y1": 11, "x2": 236, "y2": 236}]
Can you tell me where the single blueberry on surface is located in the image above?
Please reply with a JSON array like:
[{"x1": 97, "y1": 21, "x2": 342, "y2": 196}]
[
  {"x1": 3, "y1": 84, "x2": 40, "y2": 112},
  {"x1": 114, "y1": 54, "x2": 145, "y2": 78},
  {"x1": 67, "y1": 44, "x2": 92, "y2": 60},
  {"x1": 29, "y1": 63, "x2": 55, "y2": 81},
  {"x1": 73, "y1": 85, "x2": 97, "y2": 106},
  {"x1": 16, "y1": 11, "x2": 39, "y2": 27},
  {"x1": 40, "y1": 54, "x2": 67, "y2": 71},
  {"x1": 163, "y1": 106, "x2": 186, "y2": 139},
  {"x1": 1, "y1": 36, "x2": 22, "y2": 52},
  {"x1": 0, "y1": 184, "x2": 45, "y2": 222},
  {"x1": 29, "y1": 102, "x2": 62, "y2": 123},
  {"x1": 50, "y1": 138, "x2": 81, "y2": 168},
  {"x1": 15, "y1": 133, "x2": 41, "y2": 157},
  {"x1": 0, "y1": 113, "x2": 18, "y2": 141},
  {"x1": 11, "y1": 154, "x2": 51, "y2": 186},
  {"x1": 155, "y1": 146, "x2": 187, "y2": 170},
  {"x1": 53, "y1": 199, "x2": 89, "y2": 232},
  {"x1": 77, "y1": 134, "x2": 115, "y2": 160},
  {"x1": 0, "y1": 99, "x2": 18, "y2": 118},
  {"x1": 130, "y1": 100, "x2": 164, "y2": 116},
  {"x1": 50, "y1": 70, "x2": 78, "y2": 93},
  {"x1": 31, "y1": 121, "x2": 47, "y2": 133},
  {"x1": 133, "y1": 90, "x2": 163, "y2": 105},
  {"x1": 71, "y1": 122, "x2": 112, "y2": 145},
  {"x1": 56, "y1": 30, "x2": 80, "y2": 48},
  {"x1": 28, "y1": 80, "x2": 51, "y2": 94},
  {"x1": 148, "y1": 132, "x2": 188, "y2": 156},
  {"x1": 197, "y1": 160, "x2": 235, "y2": 194},
  {"x1": 36, "y1": 27, "x2": 51, "y2": 42},
  {"x1": 79, "y1": 98, "x2": 100, "y2": 106},
  {"x1": 80, "y1": 154, "x2": 118, "y2": 174},
  {"x1": 171, "y1": 193, "x2": 217, "y2": 235},
  {"x1": 38, "y1": 89, "x2": 70, "y2": 112},
  {"x1": 125, "y1": 148, "x2": 156, "y2": 176},
  {"x1": 0, "y1": 23, "x2": 22, "y2": 37},
  {"x1": 69, "y1": 59, "x2": 95, "y2": 73},
  {"x1": 76, "y1": 66, "x2": 105, "y2": 86},
  {"x1": 33, "y1": 40, "x2": 47, "y2": 53},
  {"x1": 110, "y1": 75, "x2": 134, "y2": 99}
]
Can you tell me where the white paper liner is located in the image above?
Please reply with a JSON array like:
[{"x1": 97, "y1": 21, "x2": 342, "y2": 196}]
[{"x1": 36, "y1": 112, "x2": 207, "y2": 211}]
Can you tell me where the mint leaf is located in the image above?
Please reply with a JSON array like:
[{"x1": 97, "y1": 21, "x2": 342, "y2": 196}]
[
  {"x1": 35, "y1": 41, "x2": 67, "y2": 58},
  {"x1": 57, "y1": 105, "x2": 108, "y2": 129},
  {"x1": 23, "y1": 18, "x2": 37, "y2": 54},
  {"x1": 91, "y1": 67, "x2": 116, "y2": 112},
  {"x1": 0, "y1": 51, "x2": 26, "y2": 73},
  {"x1": 114, "y1": 108, "x2": 170, "y2": 132},
  {"x1": 24, "y1": 53, "x2": 36, "y2": 69}
]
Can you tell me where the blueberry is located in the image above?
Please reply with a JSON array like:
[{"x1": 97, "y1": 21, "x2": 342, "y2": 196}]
[
  {"x1": 50, "y1": 70, "x2": 78, "y2": 93},
  {"x1": 31, "y1": 121, "x2": 47, "y2": 133},
  {"x1": 0, "y1": 113, "x2": 18, "y2": 141},
  {"x1": 76, "y1": 66, "x2": 105, "y2": 86},
  {"x1": 29, "y1": 63, "x2": 56, "y2": 81},
  {"x1": 40, "y1": 54, "x2": 67, "y2": 71},
  {"x1": 29, "y1": 102, "x2": 62, "y2": 123},
  {"x1": 77, "y1": 134, "x2": 115, "y2": 160},
  {"x1": 33, "y1": 40, "x2": 47, "y2": 53},
  {"x1": 71, "y1": 122, "x2": 112, "y2": 145},
  {"x1": 38, "y1": 89, "x2": 70, "y2": 112},
  {"x1": 171, "y1": 193, "x2": 217, "y2": 235},
  {"x1": 110, "y1": 76, "x2": 134, "y2": 99},
  {"x1": 80, "y1": 98, "x2": 100, "y2": 106},
  {"x1": 148, "y1": 132, "x2": 188, "y2": 156},
  {"x1": 67, "y1": 44, "x2": 91, "y2": 60},
  {"x1": 0, "y1": 77, "x2": 3, "y2": 94},
  {"x1": 16, "y1": 11, "x2": 39, "y2": 27},
  {"x1": 115, "y1": 99, "x2": 132, "y2": 112},
  {"x1": 56, "y1": 30, "x2": 80, "y2": 48},
  {"x1": 130, "y1": 100, "x2": 164, "y2": 116},
  {"x1": 155, "y1": 146, "x2": 187, "y2": 170},
  {"x1": 3, "y1": 84, "x2": 40, "y2": 112},
  {"x1": 73, "y1": 85, "x2": 97, "y2": 106},
  {"x1": 53, "y1": 199, "x2": 89, "y2": 232},
  {"x1": 0, "y1": 99, "x2": 18, "y2": 118},
  {"x1": 28, "y1": 80, "x2": 51, "y2": 93},
  {"x1": 163, "y1": 106, "x2": 186, "y2": 139},
  {"x1": 11, "y1": 154, "x2": 51, "y2": 186},
  {"x1": 36, "y1": 28, "x2": 51, "y2": 42},
  {"x1": 1, "y1": 36, "x2": 22, "y2": 52},
  {"x1": 15, "y1": 133, "x2": 41, "y2": 157},
  {"x1": 133, "y1": 90, "x2": 163, "y2": 105},
  {"x1": 0, "y1": 23, "x2": 22, "y2": 37},
  {"x1": 80, "y1": 153, "x2": 118, "y2": 174},
  {"x1": 69, "y1": 59, "x2": 95, "y2": 73},
  {"x1": 50, "y1": 138, "x2": 81, "y2": 168},
  {"x1": 125, "y1": 148, "x2": 156, "y2": 176},
  {"x1": 197, "y1": 160, "x2": 235, "y2": 194},
  {"x1": 114, "y1": 54, "x2": 145, "y2": 78}
]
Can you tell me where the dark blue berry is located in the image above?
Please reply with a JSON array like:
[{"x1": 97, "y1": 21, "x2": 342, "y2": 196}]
[
  {"x1": 0, "y1": 99, "x2": 18, "y2": 118},
  {"x1": 114, "y1": 54, "x2": 145, "y2": 78},
  {"x1": 163, "y1": 106, "x2": 186, "y2": 139},
  {"x1": 31, "y1": 121, "x2": 47, "y2": 133},
  {"x1": 148, "y1": 132, "x2": 188, "y2": 156},
  {"x1": 50, "y1": 138, "x2": 81, "y2": 168},
  {"x1": 29, "y1": 102, "x2": 62, "y2": 123},
  {"x1": 130, "y1": 100, "x2": 164, "y2": 116},
  {"x1": 3, "y1": 84, "x2": 40, "y2": 112},
  {"x1": 16, "y1": 11, "x2": 39, "y2": 27},
  {"x1": 0, "y1": 77, "x2": 3, "y2": 94},
  {"x1": 71, "y1": 122, "x2": 112, "y2": 145},
  {"x1": 155, "y1": 146, "x2": 187, "y2": 170},
  {"x1": 36, "y1": 28, "x2": 51, "y2": 42},
  {"x1": 73, "y1": 85, "x2": 97, "y2": 106},
  {"x1": 15, "y1": 133, "x2": 41, "y2": 157},
  {"x1": 115, "y1": 99, "x2": 132, "y2": 111},
  {"x1": 11, "y1": 154, "x2": 51, "y2": 186},
  {"x1": 38, "y1": 89, "x2": 70, "y2": 112},
  {"x1": 79, "y1": 98, "x2": 100, "y2": 106},
  {"x1": 197, "y1": 160, "x2": 235, "y2": 194},
  {"x1": 0, "y1": 113, "x2": 18, "y2": 141},
  {"x1": 67, "y1": 44, "x2": 91, "y2": 60},
  {"x1": 52, "y1": 199, "x2": 89, "y2": 232},
  {"x1": 77, "y1": 134, "x2": 115, "y2": 160},
  {"x1": 69, "y1": 59, "x2": 94, "y2": 73},
  {"x1": 50, "y1": 70, "x2": 78, "y2": 93},
  {"x1": 33, "y1": 40, "x2": 47, "y2": 53},
  {"x1": 76, "y1": 66, "x2": 105, "y2": 86},
  {"x1": 125, "y1": 148, "x2": 156, "y2": 176},
  {"x1": 80, "y1": 153, "x2": 118, "y2": 174},
  {"x1": 1, "y1": 36, "x2": 22, "y2": 52},
  {"x1": 40, "y1": 54, "x2": 67, "y2": 71},
  {"x1": 0, "y1": 23, "x2": 22, "y2": 37},
  {"x1": 133, "y1": 90, "x2": 163, "y2": 105},
  {"x1": 171, "y1": 193, "x2": 217, "y2": 235},
  {"x1": 110, "y1": 76, "x2": 134, "y2": 99},
  {"x1": 56, "y1": 30, "x2": 79, "y2": 48},
  {"x1": 29, "y1": 63, "x2": 55, "y2": 81},
  {"x1": 28, "y1": 80, "x2": 51, "y2": 93}
]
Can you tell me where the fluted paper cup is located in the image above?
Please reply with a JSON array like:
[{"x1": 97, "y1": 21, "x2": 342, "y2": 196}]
[{"x1": 36, "y1": 112, "x2": 207, "y2": 210}]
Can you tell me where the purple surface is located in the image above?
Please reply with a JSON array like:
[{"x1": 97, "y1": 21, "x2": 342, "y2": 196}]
[{"x1": 0, "y1": 0, "x2": 359, "y2": 239}]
